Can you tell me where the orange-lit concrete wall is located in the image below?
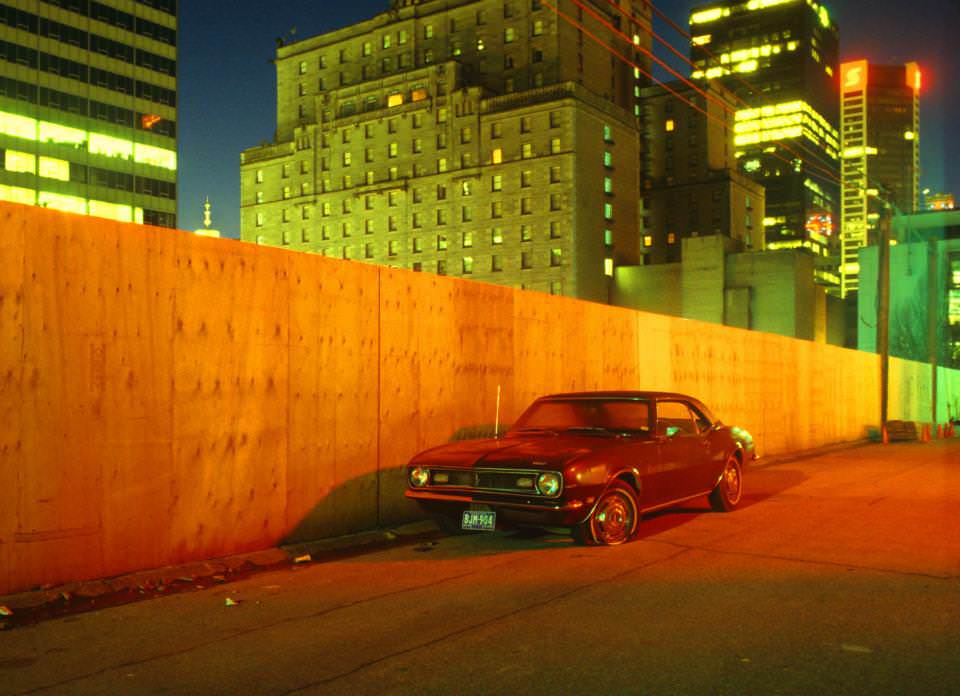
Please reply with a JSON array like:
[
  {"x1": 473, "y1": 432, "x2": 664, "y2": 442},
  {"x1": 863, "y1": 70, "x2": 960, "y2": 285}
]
[{"x1": 1, "y1": 202, "x2": 956, "y2": 595}]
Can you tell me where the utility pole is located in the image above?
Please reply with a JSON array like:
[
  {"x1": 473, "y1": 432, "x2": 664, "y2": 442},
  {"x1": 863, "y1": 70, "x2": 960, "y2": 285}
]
[
  {"x1": 877, "y1": 204, "x2": 891, "y2": 442},
  {"x1": 928, "y1": 239, "x2": 939, "y2": 432}
]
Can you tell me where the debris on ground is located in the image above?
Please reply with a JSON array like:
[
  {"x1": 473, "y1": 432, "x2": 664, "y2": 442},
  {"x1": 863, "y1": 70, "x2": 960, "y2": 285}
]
[
  {"x1": 293, "y1": 554, "x2": 311, "y2": 564},
  {"x1": 224, "y1": 598, "x2": 240, "y2": 607},
  {"x1": 414, "y1": 541, "x2": 438, "y2": 552}
]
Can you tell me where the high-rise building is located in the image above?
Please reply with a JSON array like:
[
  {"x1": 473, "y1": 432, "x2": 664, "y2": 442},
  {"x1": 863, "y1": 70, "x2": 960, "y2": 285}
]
[
  {"x1": 839, "y1": 61, "x2": 921, "y2": 297},
  {"x1": 241, "y1": 0, "x2": 652, "y2": 302},
  {"x1": 0, "y1": 1, "x2": 178, "y2": 228},
  {"x1": 688, "y1": 0, "x2": 840, "y2": 283},
  {"x1": 640, "y1": 80, "x2": 764, "y2": 263}
]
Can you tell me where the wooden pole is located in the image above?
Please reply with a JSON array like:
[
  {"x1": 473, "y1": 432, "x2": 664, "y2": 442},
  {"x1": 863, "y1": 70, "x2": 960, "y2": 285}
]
[{"x1": 878, "y1": 207, "x2": 891, "y2": 442}]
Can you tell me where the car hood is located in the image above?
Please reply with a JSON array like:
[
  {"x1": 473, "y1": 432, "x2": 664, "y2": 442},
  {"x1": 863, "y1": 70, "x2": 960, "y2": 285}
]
[{"x1": 409, "y1": 433, "x2": 626, "y2": 469}]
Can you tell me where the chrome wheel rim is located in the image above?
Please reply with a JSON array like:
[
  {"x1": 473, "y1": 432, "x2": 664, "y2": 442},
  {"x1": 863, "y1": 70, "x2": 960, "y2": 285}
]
[
  {"x1": 591, "y1": 492, "x2": 635, "y2": 545},
  {"x1": 723, "y1": 458, "x2": 742, "y2": 505}
]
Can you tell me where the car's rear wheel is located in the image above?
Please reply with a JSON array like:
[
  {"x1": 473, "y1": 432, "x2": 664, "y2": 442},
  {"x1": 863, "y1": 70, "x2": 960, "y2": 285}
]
[
  {"x1": 574, "y1": 480, "x2": 639, "y2": 546},
  {"x1": 709, "y1": 453, "x2": 743, "y2": 512}
]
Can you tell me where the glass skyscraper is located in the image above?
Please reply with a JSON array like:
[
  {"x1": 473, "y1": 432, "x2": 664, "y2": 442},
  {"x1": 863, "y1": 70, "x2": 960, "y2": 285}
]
[{"x1": 0, "y1": 0, "x2": 177, "y2": 228}]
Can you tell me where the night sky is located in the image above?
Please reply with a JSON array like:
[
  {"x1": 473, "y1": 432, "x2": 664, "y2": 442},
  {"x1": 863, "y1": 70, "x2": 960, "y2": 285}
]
[{"x1": 177, "y1": 0, "x2": 960, "y2": 235}]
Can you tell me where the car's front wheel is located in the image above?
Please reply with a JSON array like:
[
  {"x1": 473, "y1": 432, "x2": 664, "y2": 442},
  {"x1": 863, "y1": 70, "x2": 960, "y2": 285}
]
[
  {"x1": 709, "y1": 453, "x2": 743, "y2": 512},
  {"x1": 574, "y1": 480, "x2": 639, "y2": 546}
]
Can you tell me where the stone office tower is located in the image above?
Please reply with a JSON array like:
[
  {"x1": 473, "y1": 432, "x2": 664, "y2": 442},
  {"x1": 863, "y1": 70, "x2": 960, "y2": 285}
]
[
  {"x1": 241, "y1": 0, "x2": 651, "y2": 301},
  {"x1": 0, "y1": 0, "x2": 178, "y2": 228}
]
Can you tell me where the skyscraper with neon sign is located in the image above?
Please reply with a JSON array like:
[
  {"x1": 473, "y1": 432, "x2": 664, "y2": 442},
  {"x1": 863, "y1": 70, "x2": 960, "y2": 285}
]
[
  {"x1": 839, "y1": 60, "x2": 921, "y2": 298},
  {"x1": 689, "y1": 0, "x2": 840, "y2": 287},
  {"x1": 0, "y1": 1, "x2": 177, "y2": 228}
]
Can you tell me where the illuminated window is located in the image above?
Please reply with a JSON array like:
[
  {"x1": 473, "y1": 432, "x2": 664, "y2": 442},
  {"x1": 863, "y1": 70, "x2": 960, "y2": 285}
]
[
  {"x1": 521, "y1": 225, "x2": 532, "y2": 242},
  {"x1": 89, "y1": 133, "x2": 133, "y2": 159},
  {"x1": 0, "y1": 184, "x2": 36, "y2": 205},
  {"x1": 643, "y1": 235, "x2": 653, "y2": 247},
  {"x1": 38, "y1": 156, "x2": 69, "y2": 182},
  {"x1": 667, "y1": 232, "x2": 677, "y2": 244},
  {"x1": 134, "y1": 144, "x2": 176, "y2": 170},
  {"x1": 462, "y1": 231, "x2": 473, "y2": 247},
  {"x1": 39, "y1": 122, "x2": 85, "y2": 146},
  {"x1": 604, "y1": 203, "x2": 613, "y2": 220},
  {"x1": 492, "y1": 148, "x2": 503, "y2": 164},
  {"x1": 604, "y1": 258, "x2": 614, "y2": 276},
  {"x1": 533, "y1": 20, "x2": 544, "y2": 35},
  {"x1": 550, "y1": 248, "x2": 562, "y2": 267},
  {"x1": 438, "y1": 158, "x2": 447, "y2": 173},
  {"x1": 604, "y1": 177, "x2": 613, "y2": 194},
  {"x1": 424, "y1": 24, "x2": 434, "y2": 38},
  {"x1": 0, "y1": 111, "x2": 38, "y2": 140},
  {"x1": 5, "y1": 150, "x2": 36, "y2": 174},
  {"x1": 603, "y1": 124, "x2": 613, "y2": 142},
  {"x1": 665, "y1": 119, "x2": 675, "y2": 132},
  {"x1": 388, "y1": 142, "x2": 398, "y2": 158},
  {"x1": 550, "y1": 137, "x2": 561, "y2": 154},
  {"x1": 39, "y1": 192, "x2": 86, "y2": 215},
  {"x1": 603, "y1": 152, "x2": 613, "y2": 168},
  {"x1": 387, "y1": 93, "x2": 404, "y2": 107},
  {"x1": 521, "y1": 143, "x2": 533, "y2": 159},
  {"x1": 492, "y1": 175, "x2": 503, "y2": 192},
  {"x1": 256, "y1": 170, "x2": 264, "y2": 183},
  {"x1": 299, "y1": 61, "x2": 308, "y2": 74},
  {"x1": 504, "y1": 27, "x2": 516, "y2": 43}
]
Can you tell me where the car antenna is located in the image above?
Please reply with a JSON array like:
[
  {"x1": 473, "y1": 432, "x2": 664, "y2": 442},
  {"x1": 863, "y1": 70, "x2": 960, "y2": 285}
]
[{"x1": 494, "y1": 384, "x2": 501, "y2": 439}]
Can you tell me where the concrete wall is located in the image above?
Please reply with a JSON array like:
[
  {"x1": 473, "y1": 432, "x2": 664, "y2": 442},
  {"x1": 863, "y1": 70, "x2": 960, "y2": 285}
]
[{"x1": 1, "y1": 202, "x2": 956, "y2": 595}]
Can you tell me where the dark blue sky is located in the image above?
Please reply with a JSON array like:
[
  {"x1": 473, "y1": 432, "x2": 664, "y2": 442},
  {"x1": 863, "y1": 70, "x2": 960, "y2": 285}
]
[{"x1": 177, "y1": 0, "x2": 959, "y2": 235}]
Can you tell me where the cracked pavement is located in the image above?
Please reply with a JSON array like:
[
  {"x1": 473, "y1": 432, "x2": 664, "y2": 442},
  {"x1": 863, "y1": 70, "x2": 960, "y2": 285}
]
[{"x1": 2, "y1": 439, "x2": 959, "y2": 695}]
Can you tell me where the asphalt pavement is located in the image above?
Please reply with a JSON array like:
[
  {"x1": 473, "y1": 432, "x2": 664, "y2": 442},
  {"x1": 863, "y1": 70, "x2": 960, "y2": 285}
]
[{"x1": 1, "y1": 439, "x2": 958, "y2": 695}]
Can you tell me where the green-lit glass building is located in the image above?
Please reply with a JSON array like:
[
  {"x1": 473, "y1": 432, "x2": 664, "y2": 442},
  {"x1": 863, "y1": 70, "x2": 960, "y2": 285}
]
[
  {"x1": 0, "y1": 0, "x2": 177, "y2": 227},
  {"x1": 689, "y1": 0, "x2": 840, "y2": 287}
]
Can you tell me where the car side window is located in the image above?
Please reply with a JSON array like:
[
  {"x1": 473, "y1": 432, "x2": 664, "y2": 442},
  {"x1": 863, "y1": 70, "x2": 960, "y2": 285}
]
[
  {"x1": 656, "y1": 401, "x2": 697, "y2": 436},
  {"x1": 689, "y1": 405, "x2": 712, "y2": 434}
]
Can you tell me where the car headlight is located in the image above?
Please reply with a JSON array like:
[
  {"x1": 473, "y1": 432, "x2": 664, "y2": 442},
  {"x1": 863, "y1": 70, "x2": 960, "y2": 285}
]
[
  {"x1": 536, "y1": 472, "x2": 562, "y2": 498},
  {"x1": 409, "y1": 467, "x2": 430, "y2": 488}
]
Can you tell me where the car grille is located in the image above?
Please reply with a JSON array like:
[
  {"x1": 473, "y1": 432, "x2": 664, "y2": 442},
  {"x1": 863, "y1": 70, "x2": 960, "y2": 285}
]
[{"x1": 429, "y1": 468, "x2": 542, "y2": 495}]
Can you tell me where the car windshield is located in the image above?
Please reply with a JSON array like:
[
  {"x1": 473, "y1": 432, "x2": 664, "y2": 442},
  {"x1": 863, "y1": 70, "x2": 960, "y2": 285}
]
[{"x1": 509, "y1": 398, "x2": 651, "y2": 435}]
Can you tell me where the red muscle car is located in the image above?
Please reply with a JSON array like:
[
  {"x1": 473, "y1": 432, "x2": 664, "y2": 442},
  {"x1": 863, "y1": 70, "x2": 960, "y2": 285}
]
[{"x1": 405, "y1": 391, "x2": 756, "y2": 545}]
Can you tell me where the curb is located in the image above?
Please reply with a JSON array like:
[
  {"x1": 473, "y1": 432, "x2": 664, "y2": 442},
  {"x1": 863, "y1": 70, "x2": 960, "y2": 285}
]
[
  {"x1": 0, "y1": 520, "x2": 438, "y2": 628},
  {"x1": 749, "y1": 439, "x2": 873, "y2": 469}
]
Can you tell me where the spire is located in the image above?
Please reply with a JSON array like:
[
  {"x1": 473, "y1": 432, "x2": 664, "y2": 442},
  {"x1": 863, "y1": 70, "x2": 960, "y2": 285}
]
[{"x1": 203, "y1": 196, "x2": 212, "y2": 229}]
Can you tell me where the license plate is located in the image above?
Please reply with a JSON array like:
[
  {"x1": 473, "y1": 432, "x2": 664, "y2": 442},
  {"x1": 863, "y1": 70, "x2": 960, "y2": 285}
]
[{"x1": 461, "y1": 510, "x2": 496, "y2": 531}]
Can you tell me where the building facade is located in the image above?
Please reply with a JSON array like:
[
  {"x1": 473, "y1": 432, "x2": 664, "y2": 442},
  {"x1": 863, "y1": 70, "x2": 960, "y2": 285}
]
[
  {"x1": 0, "y1": 0, "x2": 177, "y2": 227},
  {"x1": 688, "y1": 0, "x2": 840, "y2": 283},
  {"x1": 241, "y1": 0, "x2": 652, "y2": 301},
  {"x1": 857, "y1": 210, "x2": 960, "y2": 368},
  {"x1": 840, "y1": 60, "x2": 921, "y2": 297},
  {"x1": 640, "y1": 80, "x2": 764, "y2": 264}
]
